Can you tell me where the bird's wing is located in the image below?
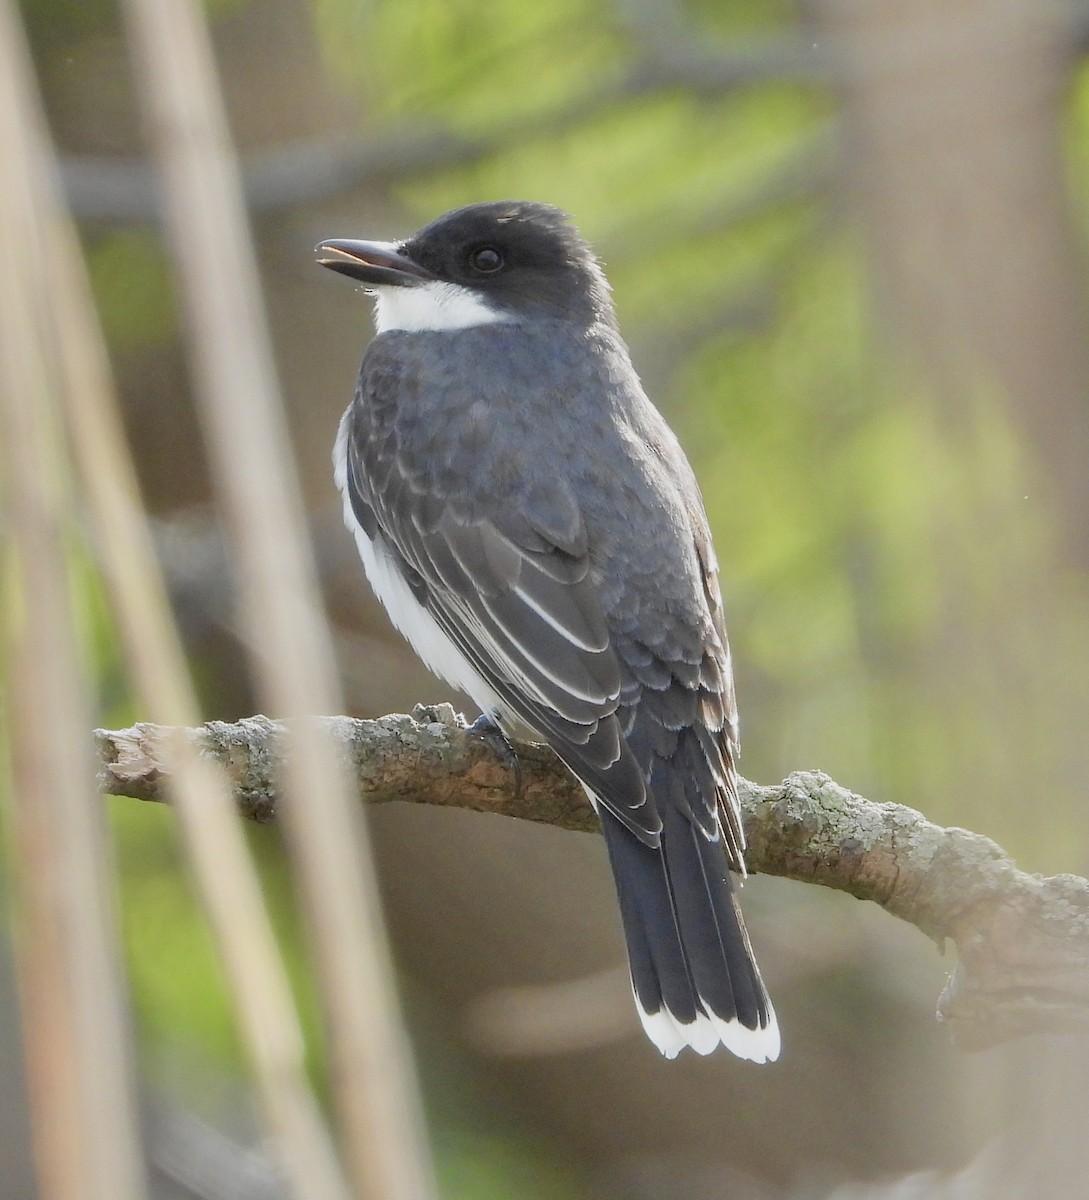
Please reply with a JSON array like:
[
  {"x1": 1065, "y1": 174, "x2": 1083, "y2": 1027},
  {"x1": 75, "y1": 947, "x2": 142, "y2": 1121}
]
[
  {"x1": 694, "y1": 528, "x2": 745, "y2": 868},
  {"x1": 614, "y1": 524, "x2": 745, "y2": 874},
  {"x1": 342, "y1": 403, "x2": 659, "y2": 843}
]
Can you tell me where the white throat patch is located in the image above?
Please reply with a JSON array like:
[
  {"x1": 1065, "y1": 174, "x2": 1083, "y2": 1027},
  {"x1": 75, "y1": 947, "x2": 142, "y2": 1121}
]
[{"x1": 372, "y1": 280, "x2": 513, "y2": 335}]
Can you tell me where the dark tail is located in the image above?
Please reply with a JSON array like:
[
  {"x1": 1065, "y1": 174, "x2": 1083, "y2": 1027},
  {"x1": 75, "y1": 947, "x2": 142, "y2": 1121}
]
[{"x1": 599, "y1": 802, "x2": 779, "y2": 1062}]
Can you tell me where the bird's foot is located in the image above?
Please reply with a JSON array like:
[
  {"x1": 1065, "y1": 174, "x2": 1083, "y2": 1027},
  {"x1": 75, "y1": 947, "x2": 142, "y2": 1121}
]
[{"x1": 465, "y1": 710, "x2": 523, "y2": 798}]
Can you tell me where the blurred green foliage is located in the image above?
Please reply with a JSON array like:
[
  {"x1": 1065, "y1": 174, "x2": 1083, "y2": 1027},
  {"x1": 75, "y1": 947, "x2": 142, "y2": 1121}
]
[
  {"x1": 315, "y1": 0, "x2": 619, "y2": 125},
  {"x1": 335, "y1": 0, "x2": 1088, "y2": 871},
  {"x1": 85, "y1": 230, "x2": 179, "y2": 353},
  {"x1": 434, "y1": 1127, "x2": 595, "y2": 1200}
]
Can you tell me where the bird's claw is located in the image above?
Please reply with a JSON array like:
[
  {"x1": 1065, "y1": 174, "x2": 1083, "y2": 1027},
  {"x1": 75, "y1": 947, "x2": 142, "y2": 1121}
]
[{"x1": 465, "y1": 710, "x2": 523, "y2": 798}]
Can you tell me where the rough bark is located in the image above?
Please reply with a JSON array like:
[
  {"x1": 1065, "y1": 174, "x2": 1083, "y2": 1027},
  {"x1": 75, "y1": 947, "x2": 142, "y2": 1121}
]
[{"x1": 96, "y1": 703, "x2": 1089, "y2": 1052}]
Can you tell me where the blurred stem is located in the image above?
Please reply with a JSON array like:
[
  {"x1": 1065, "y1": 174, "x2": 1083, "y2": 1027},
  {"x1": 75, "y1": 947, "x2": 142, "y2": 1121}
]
[
  {"x1": 119, "y1": 0, "x2": 437, "y2": 1196},
  {"x1": 0, "y1": 4, "x2": 148, "y2": 1197},
  {"x1": 30, "y1": 69, "x2": 351, "y2": 1200},
  {"x1": 1, "y1": 2, "x2": 353, "y2": 1197}
]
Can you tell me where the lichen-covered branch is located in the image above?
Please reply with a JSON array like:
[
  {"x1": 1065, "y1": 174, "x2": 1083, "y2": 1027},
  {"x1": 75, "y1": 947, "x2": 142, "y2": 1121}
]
[{"x1": 95, "y1": 704, "x2": 1089, "y2": 1052}]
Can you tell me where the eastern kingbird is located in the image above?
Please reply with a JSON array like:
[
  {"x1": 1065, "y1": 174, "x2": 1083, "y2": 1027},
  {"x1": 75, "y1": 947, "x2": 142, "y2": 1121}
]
[{"x1": 318, "y1": 201, "x2": 779, "y2": 1062}]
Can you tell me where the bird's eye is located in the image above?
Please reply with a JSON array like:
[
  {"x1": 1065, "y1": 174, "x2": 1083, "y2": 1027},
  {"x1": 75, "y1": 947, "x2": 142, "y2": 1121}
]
[{"x1": 469, "y1": 246, "x2": 504, "y2": 274}]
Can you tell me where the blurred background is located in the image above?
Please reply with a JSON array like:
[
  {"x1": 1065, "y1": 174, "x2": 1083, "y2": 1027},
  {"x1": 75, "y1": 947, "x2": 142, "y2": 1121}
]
[{"x1": 4, "y1": 0, "x2": 1089, "y2": 1195}]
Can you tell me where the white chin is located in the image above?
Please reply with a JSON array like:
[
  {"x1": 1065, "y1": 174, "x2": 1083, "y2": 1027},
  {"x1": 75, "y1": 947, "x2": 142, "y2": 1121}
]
[{"x1": 372, "y1": 281, "x2": 512, "y2": 334}]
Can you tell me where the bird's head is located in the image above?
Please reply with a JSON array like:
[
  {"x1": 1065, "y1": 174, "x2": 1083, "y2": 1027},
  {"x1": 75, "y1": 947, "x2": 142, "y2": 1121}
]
[{"x1": 317, "y1": 200, "x2": 614, "y2": 334}]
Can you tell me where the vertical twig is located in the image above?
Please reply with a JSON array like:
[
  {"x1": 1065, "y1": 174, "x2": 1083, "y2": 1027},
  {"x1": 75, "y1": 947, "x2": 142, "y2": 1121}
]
[
  {"x1": 118, "y1": 1, "x2": 438, "y2": 1197},
  {"x1": 0, "y1": 4, "x2": 148, "y2": 1198},
  {"x1": 0, "y1": 8, "x2": 352, "y2": 1200}
]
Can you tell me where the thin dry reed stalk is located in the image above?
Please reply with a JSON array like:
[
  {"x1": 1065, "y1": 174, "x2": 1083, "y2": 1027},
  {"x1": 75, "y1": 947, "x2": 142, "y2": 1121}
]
[
  {"x1": 0, "y1": 8, "x2": 352, "y2": 1200},
  {"x1": 118, "y1": 0, "x2": 437, "y2": 1196},
  {"x1": 0, "y1": 3, "x2": 148, "y2": 1196}
]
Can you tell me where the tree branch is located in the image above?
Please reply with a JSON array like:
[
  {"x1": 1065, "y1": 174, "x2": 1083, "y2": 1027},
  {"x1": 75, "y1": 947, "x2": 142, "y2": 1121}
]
[
  {"x1": 95, "y1": 704, "x2": 1089, "y2": 1052},
  {"x1": 60, "y1": 41, "x2": 827, "y2": 223}
]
